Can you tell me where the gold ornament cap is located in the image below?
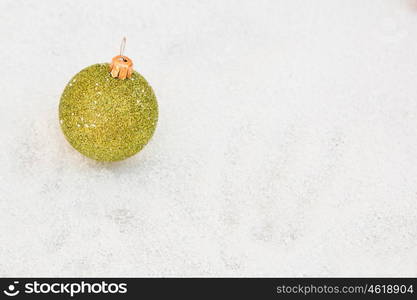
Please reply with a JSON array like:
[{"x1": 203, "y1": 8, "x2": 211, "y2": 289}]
[{"x1": 109, "y1": 37, "x2": 133, "y2": 80}]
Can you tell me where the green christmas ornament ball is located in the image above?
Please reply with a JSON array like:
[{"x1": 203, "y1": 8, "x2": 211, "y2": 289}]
[{"x1": 59, "y1": 63, "x2": 158, "y2": 162}]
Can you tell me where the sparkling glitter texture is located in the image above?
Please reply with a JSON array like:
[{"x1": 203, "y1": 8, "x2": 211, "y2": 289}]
[{"x1": 59, "y1": 63, "x2": 158, "y2": 162}]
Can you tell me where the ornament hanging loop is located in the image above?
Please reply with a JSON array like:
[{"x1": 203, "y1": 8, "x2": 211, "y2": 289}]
[
  {"x1": 110, "y1": 37, "x2": 133, "y2": 80},
  {"x1": 120, "y1": 37, "x2": 126, "y2": 56}
]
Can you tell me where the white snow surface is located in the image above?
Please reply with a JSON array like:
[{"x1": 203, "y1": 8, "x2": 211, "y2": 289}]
[{"x1": 0, "y1": 0, "x2": 416, "y2": 276}]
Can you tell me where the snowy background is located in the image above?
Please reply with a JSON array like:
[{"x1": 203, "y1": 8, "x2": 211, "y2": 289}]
[{"x1": 0, "y1": 0, "x2": 416, "y2": 277}]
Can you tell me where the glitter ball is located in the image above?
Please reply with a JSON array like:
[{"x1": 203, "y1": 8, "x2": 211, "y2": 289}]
[{"x1": 59, "y1": 63, "x2": 158, "y2": 162}]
